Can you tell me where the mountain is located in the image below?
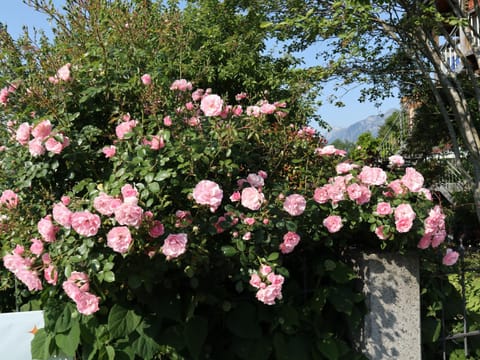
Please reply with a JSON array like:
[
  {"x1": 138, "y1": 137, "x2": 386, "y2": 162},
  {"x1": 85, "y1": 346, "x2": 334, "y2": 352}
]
[{"x1": 325, "y1": 108, "x2": 398, "y2": 143}]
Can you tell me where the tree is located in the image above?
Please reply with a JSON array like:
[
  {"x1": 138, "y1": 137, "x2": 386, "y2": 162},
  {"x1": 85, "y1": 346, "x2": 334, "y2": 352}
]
[{"x1": 263, "y1": 0, "x2": 480, "y2": 222}]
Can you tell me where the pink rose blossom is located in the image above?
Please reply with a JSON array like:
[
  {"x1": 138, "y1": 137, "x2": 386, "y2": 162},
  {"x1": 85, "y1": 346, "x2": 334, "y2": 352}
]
[
  {"x1": 387, "y1": 179, "x2": 407, "y2": 196},
  {"x1": 61, "y1": 196, "x2": 71, "y2": 205},
  {"x1": 170, "y1": 79, "x2": 192, "y2": 91},
  {"x1": 313, "y1": 187, "x2": 329, "y2": 204},
  {"x1": 315, "y1": 145, "x2": 346, "y2": 156},
  {"x1": 30, "y1": 238, "x2": 44, "y2": 256},
  {"x1": 232, "y1": 105, "x2": 243, "y2": 116},
  {"x1": 16, "y1": 269, "x2": 43, "y2": 291},
  {"x1": 375, "y1": 202, "x2": 393, "y2": 216},
  {"x1": 162, "y1": 233, "x2": 188, "y2": 260},
  {"x1": 249, "y1": 273, "x2": 264, "y2": 289},
  {"x1": 32, "y1": 120, "x2": 52, "y2": 140},
  {"x1": 114, "y1": 203, "x2": 144, "y2": 228},
  {"x1": 28, "y1": 138, "x2": 45, "y2": 157},
  {"x1": 394, "y1": 203, "x2": 416, "y2": 233},
  {"x1": 121, "y1": 184, "x2": 139, "y2": 203},
  {"x1": 246, "y1": 173, "x2": 264, "y2": 188},
  {"x1": 244, "y1": 217, "x2": 256, "y2": 226},
  {"x1": 75, "y1": 291, "x2": 100, "y2": 315},
  {"x1": 323, "y1": 215, "x2": 343, "y2": 233},
  {"x1": 260, "y1": 102, "x2": 276, "y2": 114},
  {"x1": 389, "y1": 155, "x2": 405, "y2": 168},
  {"x1": 192, "y1": 180, "x2": 223, "y2": 212},
  {"x1": 375, "y1": 226, "x2": 389, "y2": 240},
  {"x1": 0, "y1": 190, "x2": 19, "y2": 209},
  {"x1": 235, "y1": 92, "x2": 247, "y2": 101},
  {"x1": 283, "y1": 194, "x2": 306, "y2": 216},
  {"x1": 200, "y1": 94, "x2": 223, "y2": 116},
  {"x1": 192, "y1": 88, "x2": 205, "y2": 101},
  {"x1": 93, "y1": 192, "x2": 121, "y2": 216},
  {"x1": 336, "y1": 162, "x2": 358, "y2": 174},
  {"x1": 163, "y1": 116, "x2": 172, "y2": 126},
  {"x1": 149, "y1": 220, "x2": 165, "y2": 238},
  {"x1": 102, "y1": 145, "x2": 116, "y2": 158},
  {"x1": 15, "y1": 122, "x2": 31, "y2": 145},
  {"x1": 358, "y1": 166, "x2": 387, "y2": 186},
  {"x1": 52, "y1": 202, "x2": 72, "y2": 228},
  {"x1": 242, "y1": 232, "x2": 252, "y2": 241},
  {"x1": 115, "y1": 120, "x2": 137, "y2": 139},
  {"x1": 280, "y1": 231, "x2": 301, "y2": 254},
  {"x1": 45, "y1": 136, "x2": 64, "y2": 154},
  {"x1": 141, "y1": 73, "x2": 152, "y2": 85},
  {"x1": 71, "y1": 211, "x2": 101, "y2": 237},
  {"x1": 56, "y1": 63, "x2": 72, "y2": 82},
  {"x1": 241, "y1": 187, "x2": 265, "y2": 211},
  {"x1": 260, "y1": 265, "x2": 272, "y2": 276},
  {"x1": 229, "y1": 191, "x2": 241, "y2": 202},
  {"x1": 401, "y1": 167, "x2": 424, "y2": 192},
  {"x1": 38, "y1": 215, "x2": 58, "y2": 242},
  {"x1": 442, "y1": 249, "x2": 459, "y2": 266},
  {"x1": 107, "y1": 226, "x2": 133, "y2": 253},
  {"x1": 246, "y1": 105, "x2": 261, "y2": 117},
  {"x1": 41, "y1": 253, "x2": 52, "y2": 265}
]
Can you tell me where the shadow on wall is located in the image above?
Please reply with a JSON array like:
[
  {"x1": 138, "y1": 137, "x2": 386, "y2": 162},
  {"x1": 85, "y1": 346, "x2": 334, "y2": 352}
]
[{"x1": 356, "y1": 253, "x2": 421, "y2": 360}]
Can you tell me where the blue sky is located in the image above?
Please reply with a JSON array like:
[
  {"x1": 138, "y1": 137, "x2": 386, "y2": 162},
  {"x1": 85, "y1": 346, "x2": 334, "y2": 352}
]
[{"x1": 0, "y1": 0, "x2": 400, "y2": 129}]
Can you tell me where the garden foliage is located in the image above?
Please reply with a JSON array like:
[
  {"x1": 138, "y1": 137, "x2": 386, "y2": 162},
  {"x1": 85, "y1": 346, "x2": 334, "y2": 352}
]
[{"x1": 0, "y1": 1, "x2": 456, "y2": 359}]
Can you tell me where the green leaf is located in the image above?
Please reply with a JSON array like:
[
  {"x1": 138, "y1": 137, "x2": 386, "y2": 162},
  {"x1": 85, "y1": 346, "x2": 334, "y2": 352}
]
[
  {"x1": 184, "y1": 316, "x2": 208, "y2": 359},
  {"x1": 318, "y1": 338, "x2": 339, "y2": 360},
  {"x1": 103, "y1": 271, "x2": 116, "y2": 282},
  {"x1": 148, "y1": 181, "x2": 160, "y2": 193},
  {"x1": 267, "y1": 252, "x2": 279, "y2": 261},
  {"x1": 108, "y1": 304, "x2": 142, "y2": 338},
  {"x1": 132, "y1": 327, "x2": 161, "y2": 359},
  {"x1": 31, "y1": 328, "x2": 51, "y2": 360},
  {"x1": 55, "y1": 321, "x2": 80, "y2": 357},
  {"x1": 154, "y1": 170, "x2": 171, "y2": 182},
  {"x1": 221, "y1": 245, "x2": 238, "y2": 257}
]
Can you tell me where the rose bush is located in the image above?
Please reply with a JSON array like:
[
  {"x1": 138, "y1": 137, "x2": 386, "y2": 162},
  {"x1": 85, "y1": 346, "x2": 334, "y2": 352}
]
[{"x1": 0, "y1": 1, "x2": 458, "y2": 359}]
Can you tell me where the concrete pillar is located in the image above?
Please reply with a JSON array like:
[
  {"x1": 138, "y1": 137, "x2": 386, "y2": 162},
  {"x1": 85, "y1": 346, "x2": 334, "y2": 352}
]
[{"x1": 357, "y1": 253, "x2": 421, "y2": 360}]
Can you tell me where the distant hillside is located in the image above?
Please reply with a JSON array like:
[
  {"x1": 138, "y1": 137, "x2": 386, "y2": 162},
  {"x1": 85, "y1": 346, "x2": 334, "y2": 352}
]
[{"x1": 325, "y1": 108, "x2": 398, "y2": 143}]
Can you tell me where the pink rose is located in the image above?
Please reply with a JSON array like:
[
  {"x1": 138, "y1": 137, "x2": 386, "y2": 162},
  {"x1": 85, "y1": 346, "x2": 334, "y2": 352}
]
[
  {"x1": 115, "y1": 120, "x2": 137, "y2": 139},
  {"x1": 200, "y1": 94, "x2": 223, "y2": 116},
  {"x1": 170, "y1": 79, "x2": 192, "y2": 91},
  {"x1": 30, "y1": 238, "x2": 44, "y2": 256},
  {"x1": 260, "y1": 102, "x2": 276, "y2": 114},
  {"x1": 401, "y1": 167, "x2": 424, "y2": 192},
  {"x1": 442, "y1": 249, "x2": 459, "y2": 266},
  {"x1": 121, "y1": 184, "x2": 139, "y2": 202},
  {"x1": 163, "y1": 116, "x2": 172, "y2": 126},
  {"x1": 313, "y1": 186, "x2": 329, "y2": 204},
  {"x1": 0, "y1": 189, "x2": 19, "y2": 209},
  {"x1": 280, "y1": 231, "x2": 301, "y2": 254},
  {"x1": 16, "y1": 269, "x2": 43, "y2": 291},
  {"x1": 102, "y1": 145, "x2": 116, "y2": 158},
  {"x1": 141, "y1": 73, "x2": 152, "y2": 85},
  {"x1": 52, "y1": 202, "x2": 72, "y2": 228},
  {"x1": 192, "y1": 88, "x2": 205, "y2": 101},
  {"x1": 388, "y1": 155, "x2": 405, "y2": 168},
  {"x1": 93, "y1": 192, "x2": 122, "y2": 216},
  {"x1": 74, "y1": 291, "x2": 100, "y2": 316},
  {"x1": 283, "y1": 194, "x2": 306, "y2": 216},
  {"x1": 44, "y1": 265, "x2": 58, "y2": 285},
  {"x1": 162, "y1": 233, "x2": 188, "y2": 260},
  {"x1": 246, "y1": 173, "x2": 264, "y2": 188},
  {"x1": 114, "y1": 203, "x2": 144, "y2": 228},
  {"x1": 241, "y1": 187, "x2": 265, "y2": 211},
  {"x1": 45, "y1": 137, "x2": 64, "y2": 154},
  {"x1": 38, "y1": 215, "x2": 58, "y2": 242},
  {"x1": 375, "y1": 226, "x2": 389, "y2": 240},
  {"x1": 28, "y1": 138, "x2": 45, "y2": 157},
  {"x1": 394, "y1": 203, "x2": 416, "y2": 233},
  {"x1": 229, "y1": 191, "x2": 241, "y2": 202},
  {"x1": 71, "y1": 211, "x2": 101, "y2": 237},
  {"x1": 249, "y1": 273, "x2": 264, "y2": 289},
  {"x1": 56, "y1": 63, "x2": 72, "y2": 82},
  {"x1": 358, "y1": 166, "x2": 387, "y2": 186},
  {"x1": 149, "y1": 220, "x2": 165, "y2": 238},
  {"x1": 323, "y1": 215, "x2": 343, "y2": 233},
  {"x1": 375, "y1": 202, "x2": 393, "y2": 216},
  {"x1": 15, "y1": 122, "x2": 31, "y2": 145},
  {"x1": 387, "y1": 179, "x2": 407, "y2": 196},
  {"x1": 336, "y1": 162, "x2": 358, "y2": 174},
  {"x1": 32, "y1": 120, "x2": 52, "y2": 140},
  {"x1": 246, "y1": 105, "x2": 261, "y2": 117},
  {"x1": 143, "y1": 135, "x2": 165, "y2": 150},
  {"x1": 192, "y1": 180, "x2": 223, "y2": 212},
  {"x1": 107, "y1": 226, "x2": 133, "y2": 253}
]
